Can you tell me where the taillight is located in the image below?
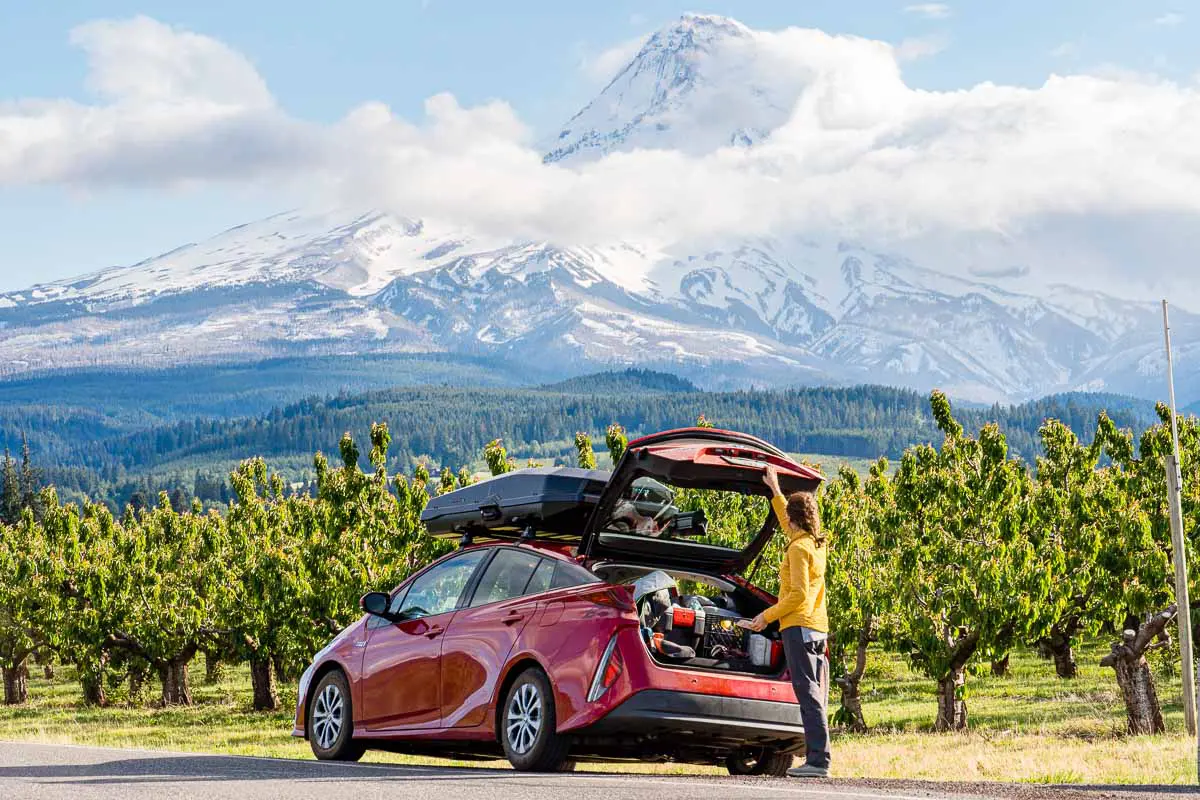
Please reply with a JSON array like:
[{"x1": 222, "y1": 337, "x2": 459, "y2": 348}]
[
  {"x1": 587, "y1": 633, "x2": 624, "y2": 703},
  {"x1": 580, "y1": 587, "x2": 635, "y2": 611}
]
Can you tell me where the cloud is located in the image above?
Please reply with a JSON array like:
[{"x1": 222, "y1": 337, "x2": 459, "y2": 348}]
[
  {"x1": 579, "y1": 34, "x2": 649, "y2": 83},
  {"x1": 896, "y1": 34, "x2": 948, "y2": 62},
  {"x1": 904, "y1": 4, "x2": 952, "y2": 19},
  {"x1": 0, "y1": 17, "x2": 321, "y2": 187},
  {"x1": 1155, "y1": 11, "x2": 1184, "y2": 26},
  {"x1": 4, "y1": 15, "x2": 1200, "y2": 297}
]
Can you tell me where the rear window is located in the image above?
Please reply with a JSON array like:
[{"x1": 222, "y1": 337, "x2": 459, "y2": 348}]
[
  {"x1": 469, "y1": 549, "x2": 542, "y2": 607},
  {"x1": 551, "y1": 560, "x2": 599, "y2": 590},
  {"x1": 597, "y1": 475, "x2": 770, "y2": 556},
  {"x1": 524, "y1": 558, "x2": 556, "y2": 595}
]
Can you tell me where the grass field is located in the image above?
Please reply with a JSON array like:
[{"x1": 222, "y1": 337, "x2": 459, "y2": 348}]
[{"x1": 2, "y1": 640, "x2": 1195, "y2": 784}]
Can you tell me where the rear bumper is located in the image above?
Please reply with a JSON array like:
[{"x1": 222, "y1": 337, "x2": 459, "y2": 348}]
[{"x1": 574, "y1": 689, "x2": 805, "y2": 756}]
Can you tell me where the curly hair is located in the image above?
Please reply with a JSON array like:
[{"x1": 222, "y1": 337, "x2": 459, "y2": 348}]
[{"x1": 785, "y1": 491, "x2": 824, "y2": 546}]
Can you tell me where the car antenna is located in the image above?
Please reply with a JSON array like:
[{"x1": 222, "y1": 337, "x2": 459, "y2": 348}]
[
  {"x1": 520, "y1": 524, "x2": 537, "y2": 541},
  {"x1": 459, "y1": 530, "x2": 475, "y2": 548}
]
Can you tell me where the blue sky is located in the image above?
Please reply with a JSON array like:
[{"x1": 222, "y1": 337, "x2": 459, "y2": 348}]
[{"x1": 0, "y1": 0, "x2": 1195, "y2": 291}]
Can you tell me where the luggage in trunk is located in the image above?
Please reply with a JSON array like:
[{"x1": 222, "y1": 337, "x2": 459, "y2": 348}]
[{"x1": 422, "y1": 466, "x2": 611, "y2": 541}]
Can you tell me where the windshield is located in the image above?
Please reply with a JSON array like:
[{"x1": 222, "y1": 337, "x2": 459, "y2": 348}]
[{"x1": 600, "y1": 474, "x2": 771, "y2": 554}]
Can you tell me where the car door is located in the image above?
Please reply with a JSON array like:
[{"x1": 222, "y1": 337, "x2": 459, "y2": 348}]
[
  {"x1": 438, "y1": 548, "x2": 552, "y2": 728},
  {"x1": 360, "y1": 549, "x2": 489, "y2": 732}
]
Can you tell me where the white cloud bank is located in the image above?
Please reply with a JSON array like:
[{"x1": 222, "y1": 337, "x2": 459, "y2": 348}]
[{"x1": 3, "y1": 15, "x2": 1200, "y2": 297}]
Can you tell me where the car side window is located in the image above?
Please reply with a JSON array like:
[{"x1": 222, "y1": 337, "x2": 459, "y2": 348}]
[
  {"x1": 397, "y1": 549, "x2": 488, "y2": 620},
  {"x1": 551, "y1": 561, "x2": 599, "y2": 590},
  {"x1": 524, "y1": 558, "x2": 556, "y2": 596},
  {"x1": 388, "y1": 586, "x2": 409, "y2": 615},
  {"x1": 469, "y1": 549, "x2": 542, "y2": 608}
]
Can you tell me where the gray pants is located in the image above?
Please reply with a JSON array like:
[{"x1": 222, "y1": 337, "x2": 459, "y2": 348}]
[{"x1": 782, "y1": 627, "x2": 831, "y2": 768}]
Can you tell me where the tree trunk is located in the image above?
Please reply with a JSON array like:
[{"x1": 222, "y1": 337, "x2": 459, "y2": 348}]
[
  {"x1": 80, "y1": 673, "x2": 107, "y2": 707},
  {"x1": 1111, "y1": 653, "x2": 1164, "y2": 735},
  {"x1": 158, "y1": 655, "x2": 194, "y2": 706},
  {"x1": 250, "y1": 658, "x2": 280, "y2": 712},
  {"x1": 203, "y1": 651, "x2": 225, "y2": 685},
  {"x1": 1041, "y1": 617, "x2": 1080, "y2": 679},
  {"x1": 1051, "y1": 641, "x2": 1077, "y2": 679},
  {"x1": 3, "y1": 662, "x2": 28, "y2": 705},
  {"x1": 272, "y1": 653, "x2": 290, "y2": 684},
  {"x1": 935, "y1": 666, "x2": 968, "y2": 731},
  {"x1": 1101, "y1": 606, "x2": 1174, "y2": 735},
  {"x1": 835, "y1": 622, "x2": 873, "y2": 733},
  {"x1": 34, "y1": 650, "x2": 54, "y2": 680},
  {"x1": 990, "y1": 654, "x2": 1010, "y2": 678},
  {"x1": 128, "y1": 662, "x2": 149, "y2": 703}
]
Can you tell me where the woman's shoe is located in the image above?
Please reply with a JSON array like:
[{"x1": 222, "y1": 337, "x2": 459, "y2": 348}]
[{"x1": 786, "y1": 762, "x2": 830, "y2": 778}]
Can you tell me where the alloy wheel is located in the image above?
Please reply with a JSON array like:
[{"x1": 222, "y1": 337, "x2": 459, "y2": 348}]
[
  {"x1": 311, "y1": 682, "x2": 344, "y2": 750},
  {"x1": 506, "y1": 682, "x2": 543, "y2": 755}
]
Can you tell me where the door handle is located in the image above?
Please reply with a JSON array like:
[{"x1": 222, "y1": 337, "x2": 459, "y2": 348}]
[
  {"x1": 502, "y1": 612, "x2": 525, "y2": 626},
  {"x1": 425, "y1": 625, "x2": 445, "y2": 639}
]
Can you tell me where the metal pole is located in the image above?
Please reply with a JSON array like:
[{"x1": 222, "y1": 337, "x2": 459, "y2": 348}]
[{"x1": 1163, "y1": 299, "x2": 1196, "y2": 738}]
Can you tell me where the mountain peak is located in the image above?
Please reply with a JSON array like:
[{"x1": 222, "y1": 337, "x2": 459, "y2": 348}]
[
  {"x1": 657, "y1": 13, "x2": 751, "y2": 45},
  {"x1": 544, "y1": 14, "x2": 800, "y2": 163}
]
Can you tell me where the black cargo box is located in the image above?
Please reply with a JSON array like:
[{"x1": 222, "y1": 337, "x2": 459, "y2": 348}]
[{"x1": 421, "y1": 466, "x2": 611, "y2": 542}]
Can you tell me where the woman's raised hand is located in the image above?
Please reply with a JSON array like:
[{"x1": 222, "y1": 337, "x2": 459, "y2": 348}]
[{"x1": 762, "y1": 465, "x2": 783, "y2": 497}]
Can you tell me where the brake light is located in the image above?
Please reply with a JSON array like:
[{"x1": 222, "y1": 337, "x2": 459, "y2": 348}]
[
  {"x1": 602, "y1": 648, "x2": 623, "y2": 688},
  {"x1": 580, "y1": 587, "x2": 635, "y2": 612},
  {"x1": 587, "y1": 633, "x2": 623, "y2": 703}
]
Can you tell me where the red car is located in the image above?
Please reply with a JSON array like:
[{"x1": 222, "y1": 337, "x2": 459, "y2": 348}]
[{"x1": 292, "y1": 428, "x2": 824, "y2": 775}]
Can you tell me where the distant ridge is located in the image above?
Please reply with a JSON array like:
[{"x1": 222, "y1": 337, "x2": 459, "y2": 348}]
[{"x1": 537, "y1": 368, "x2": 700, "y2": 395}]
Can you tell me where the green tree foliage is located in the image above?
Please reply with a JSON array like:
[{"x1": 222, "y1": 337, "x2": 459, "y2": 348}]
[
  {"x1": 821, "y1": 461, "x2": 896, "y2": 732},
  {"x1": 575, "y1": 432, "x2": 597, "y2": 470},
  {"x1": 605, "y1": 423, "x2": 628, "y2": 466},
  {"x1": 889, "y1": 391, "x2": 1051, "y2": 731},
  {"x1": 1088, "y1": 405, "x2": 1200, "y2": 733},
  {"x1": 0, "y1": 450, "x2": 19, "y2": 525},
  {"x1": 484, "y1": 439, "x2": 516, "y2": 476}
]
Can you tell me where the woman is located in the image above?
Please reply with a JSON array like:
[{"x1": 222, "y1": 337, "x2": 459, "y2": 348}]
[{"x1": 747, "y1": 465, "x2": 830, "y2": 779}]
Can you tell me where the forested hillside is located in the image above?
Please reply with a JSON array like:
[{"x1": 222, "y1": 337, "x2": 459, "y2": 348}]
[{"x1": 0, "y1": 370, "x2": 1159, "y2": 510}]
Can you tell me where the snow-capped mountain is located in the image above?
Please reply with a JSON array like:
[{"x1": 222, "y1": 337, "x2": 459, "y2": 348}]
[
  {"x1": 545, "y1": 14, "x2": 801, "y2": 162},
  {"x1": 2, "y1": 13, "x2": 1197, "y2": 404}
]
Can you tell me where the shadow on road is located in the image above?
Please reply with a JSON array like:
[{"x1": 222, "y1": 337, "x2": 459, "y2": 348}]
[{"x1": 0, "y1": 755, "x2": 524, "y2": 786}]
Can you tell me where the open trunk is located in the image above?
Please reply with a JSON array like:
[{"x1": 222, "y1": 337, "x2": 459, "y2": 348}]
[{"x1": 594, "y1": 563, "x2": 787, "y2": 679}]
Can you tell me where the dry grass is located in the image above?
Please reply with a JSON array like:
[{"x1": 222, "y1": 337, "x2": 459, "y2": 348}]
[{"x1": 2, "y1": 639, "x2": 1196, "y2": 784}]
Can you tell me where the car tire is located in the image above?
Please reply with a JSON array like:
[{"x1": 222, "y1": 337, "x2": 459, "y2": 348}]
[
  {"x1": 308, "y1": 670, "x2": 366, "y2": 762},
  {"x1": 500, "y1": 668, "x2": 571, "y2": 772},
  {"x1": 726, "y1": 748, "x2": 793, "y2": 777}
]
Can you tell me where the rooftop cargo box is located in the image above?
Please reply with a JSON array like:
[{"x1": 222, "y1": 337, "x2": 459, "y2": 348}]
[{"x1": 421, "y1": 466, "x2": 611, "y2": 542}]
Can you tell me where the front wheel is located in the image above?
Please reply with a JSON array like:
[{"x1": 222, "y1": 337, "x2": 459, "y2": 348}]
[
  {"x1": 726, "y1": 748, "x2": 793, "y2": 777},
  {"x1": 308, "y1": 671, "x2": 365, "y2": 762},
  {"x1": 500, "y1": 669, "x2": 571, "y2": 772}
]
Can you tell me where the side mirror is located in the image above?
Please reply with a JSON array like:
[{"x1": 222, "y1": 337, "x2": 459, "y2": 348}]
[{"x1": 360, "y1": 592, "x2": 393, "y2": 619}]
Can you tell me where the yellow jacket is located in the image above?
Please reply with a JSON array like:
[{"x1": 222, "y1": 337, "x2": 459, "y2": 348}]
[{"x1": 761, "y1": 495, "x2": 828, "y2": 633}]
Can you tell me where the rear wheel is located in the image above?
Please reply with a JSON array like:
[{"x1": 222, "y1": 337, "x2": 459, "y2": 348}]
[
  {"x1": 500, "y1": 668, "x2": 571, "y2": 772},
  {"x1": 308, "y1": 671, "x2": 365, "y2": 762},
  {"x1": 726, "y1": 748, "x2": 793, "y2": 777}
]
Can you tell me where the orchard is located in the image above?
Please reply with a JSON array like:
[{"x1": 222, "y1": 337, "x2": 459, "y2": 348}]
[{"x1": 1, "y1": 393, "x2": 1197, "y2": 740}]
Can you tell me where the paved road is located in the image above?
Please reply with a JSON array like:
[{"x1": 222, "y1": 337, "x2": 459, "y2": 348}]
[{"x1": 1, "y1": 743, "x2": 1196, "y2": 800}]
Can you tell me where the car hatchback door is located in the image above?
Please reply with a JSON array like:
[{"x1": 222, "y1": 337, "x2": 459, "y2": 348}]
[
  {"x1": 360, "y1": 549, "x2": 489, "y2": 732},
  {"x1": 439, "y1": 548, "x2": 553, "y2": 728}
]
